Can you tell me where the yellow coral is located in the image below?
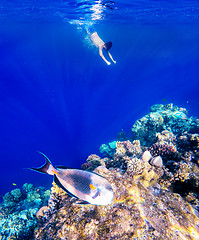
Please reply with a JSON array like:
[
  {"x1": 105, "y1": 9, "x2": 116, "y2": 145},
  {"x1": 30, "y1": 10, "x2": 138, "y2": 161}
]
[
  {"x1": 51, "y1": 182, "x2": 66, "y2": 195},
  {"x1": 115, "y1": 141, "x2": 126, "y2": 155},
  {"x1": 158, "y1": 116, "x2": 164, "y2": 125}
]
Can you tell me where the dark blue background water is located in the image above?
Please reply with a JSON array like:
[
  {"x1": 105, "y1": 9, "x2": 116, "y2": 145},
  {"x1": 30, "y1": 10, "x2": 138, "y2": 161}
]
[{"x1": 0, "y1": 0, "x2": 199, "y2": 196}]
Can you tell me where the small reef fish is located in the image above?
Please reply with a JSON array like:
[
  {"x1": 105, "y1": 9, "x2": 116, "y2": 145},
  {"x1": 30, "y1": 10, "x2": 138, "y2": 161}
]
[
  {"x1": 12, "y1": 183, "x2": 17, "y2": 186},
  {"x1": 30, "y1": 152, "x2": 114, "y2": 206},
  {"x1": 171, "y1": 111, "x2": 187, "y2": 120}
]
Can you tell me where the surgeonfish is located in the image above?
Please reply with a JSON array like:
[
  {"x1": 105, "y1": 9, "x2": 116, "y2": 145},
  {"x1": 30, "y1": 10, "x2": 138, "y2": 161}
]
[{"x1": 30, "y1": 152, "x2": 114, "y2": 206}]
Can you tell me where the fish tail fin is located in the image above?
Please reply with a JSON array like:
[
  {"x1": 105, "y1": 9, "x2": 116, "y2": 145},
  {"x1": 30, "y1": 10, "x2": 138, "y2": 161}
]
[{"x1": 30, "y1": 152, "x2": 57, "y2": 175}]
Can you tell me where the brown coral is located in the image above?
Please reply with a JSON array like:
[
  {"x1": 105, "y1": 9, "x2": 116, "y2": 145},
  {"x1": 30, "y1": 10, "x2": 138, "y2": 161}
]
[
  {"x1": 115, "y1": 140, "x2": 143, "y2": 158},
  {"x1": 156, "y1": 130, "x2": 176, "y2": 144},
  {"x1": 81, "y1": 154, "x2": 105, "y2": 171},
  {"x1": 149, "y1": 142, "x2": 177, "y2": 162},
  {"x1": 36, "y1": 206, "x2": 49, "y2": 219}
]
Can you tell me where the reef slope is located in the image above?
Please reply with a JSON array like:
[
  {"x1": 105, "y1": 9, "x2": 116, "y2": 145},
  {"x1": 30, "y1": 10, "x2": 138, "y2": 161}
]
[
  {"x1": 35, "y1": 141, "x2": 199, "y2": 239},
  {"x1": 35, "y1": 104, "x2": 199, "y2": 239}
]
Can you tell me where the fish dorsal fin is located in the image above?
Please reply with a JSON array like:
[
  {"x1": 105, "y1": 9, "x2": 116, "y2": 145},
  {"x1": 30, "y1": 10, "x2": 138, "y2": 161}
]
[
  {"x1": 53, "y1": 175, "x2": 77, "y2": 198},
  {"x1": 55, "y1": 166, "x2": 106, "y2": 179},
  {"x1": 90, "y1": 171, "x2": 106, "y2": 179},
  {"x1": 55, "y1": 165, "x2": 73, "y2": 169},
  {"x1": 56, "y1": 166, "x2": 85, "y2": 171}
]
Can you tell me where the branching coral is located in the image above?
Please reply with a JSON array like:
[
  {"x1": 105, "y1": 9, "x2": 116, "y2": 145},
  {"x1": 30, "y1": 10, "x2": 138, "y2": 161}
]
[
  {"x1": 156, "y1": 130, "x2": 176, "y2": 144},
  {"x1": 106, "y1": 140, "x2": 143, "y2": 171},
  {"x1": 124, "y1": 156, "x2": 144, "y2": 176}
]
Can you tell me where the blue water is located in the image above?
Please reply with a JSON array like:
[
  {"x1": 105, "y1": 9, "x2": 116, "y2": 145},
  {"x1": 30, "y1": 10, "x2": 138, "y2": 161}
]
[{"x1": 0, "y1": 0, "x2": 199, "y2": 196}]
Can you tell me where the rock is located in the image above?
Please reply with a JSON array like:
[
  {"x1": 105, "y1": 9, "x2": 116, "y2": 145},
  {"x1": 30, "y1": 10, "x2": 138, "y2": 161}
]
[
  {"x1": 149, "y1": 156, "x2": 163, "y2": 168},
  {"x1": 142, "y1": 150, "x2": 152, "y2": 162}
]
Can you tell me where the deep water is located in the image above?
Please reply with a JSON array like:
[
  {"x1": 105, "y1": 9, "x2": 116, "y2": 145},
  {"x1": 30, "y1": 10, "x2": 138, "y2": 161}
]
[{"x1": 0, "y1": 0, "x2": 199, "y2": 197}]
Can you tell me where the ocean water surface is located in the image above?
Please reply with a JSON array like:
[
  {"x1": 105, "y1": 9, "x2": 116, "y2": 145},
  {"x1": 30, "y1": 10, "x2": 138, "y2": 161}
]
[{"x1": 0, "y1": 0, "x2": 199, "y2": 196}]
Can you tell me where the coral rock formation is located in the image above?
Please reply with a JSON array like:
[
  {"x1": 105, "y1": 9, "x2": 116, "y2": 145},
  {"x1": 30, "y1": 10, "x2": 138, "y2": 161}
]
[
  {"x1": 0, "y1": 183, "x2": 50, "y2": 240},
  {"x1": 132, "y1": 103, "x2": 199, "y2": 146}
]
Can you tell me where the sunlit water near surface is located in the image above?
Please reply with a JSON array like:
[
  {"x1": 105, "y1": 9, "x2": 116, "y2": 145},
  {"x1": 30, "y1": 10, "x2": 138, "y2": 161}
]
[
  {"x1": 1, "y1": 0, "x2": 199, "y2": 23},
  {"x1": 0, "y1": 0, "x2": 199, "y2": 197}
]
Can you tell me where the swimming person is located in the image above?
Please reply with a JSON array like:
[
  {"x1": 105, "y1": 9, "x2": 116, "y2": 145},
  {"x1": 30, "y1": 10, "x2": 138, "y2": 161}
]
[{"x1": 87, "y1": 27, "x2": 116, "y2": 65}]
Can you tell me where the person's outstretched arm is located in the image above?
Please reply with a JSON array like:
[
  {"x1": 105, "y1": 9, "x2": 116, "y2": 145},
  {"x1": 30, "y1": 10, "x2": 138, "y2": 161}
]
[
  {"x1": 99, "y1": 48, "x2": 111, "y2": 65},
  {"x1": 107, "y1": 51, "x2": 116, "y2": 64}
]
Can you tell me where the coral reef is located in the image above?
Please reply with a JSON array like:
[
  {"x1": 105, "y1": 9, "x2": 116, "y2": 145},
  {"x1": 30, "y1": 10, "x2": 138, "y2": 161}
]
[
  {"x1": 147, "y1": 130, "x2": 199, "y2": 211},
  {"x1": 0, "y1": 183, "x2": 50, "y2": 240},
  {"x1": 81, "y1": 154, "x2": 106, "y2": 171},
  {"x1": 34, "y1": 103, "x2": 199, "y2": 240},
  {"x1": 105, "y1": 140, "x2": 143, "y2": 172},
  {"x1": 34, "y1": 161, "x2": 199, "y2": 240},
  {"x1": 99, "y1": 141, "x2": 117, "y2": 158},
  {"x1": 132, "y1": 103, "x2": 199, "y2": 146}
]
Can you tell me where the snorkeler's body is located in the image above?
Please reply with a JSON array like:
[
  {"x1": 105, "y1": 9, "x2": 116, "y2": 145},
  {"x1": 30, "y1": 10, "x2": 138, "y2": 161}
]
[{"x1": 90, "y1": 32, "x2": 116, "y2": 65}]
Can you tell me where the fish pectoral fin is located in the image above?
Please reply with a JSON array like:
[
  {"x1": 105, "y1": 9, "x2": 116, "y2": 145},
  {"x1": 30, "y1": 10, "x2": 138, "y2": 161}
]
[
  {"x1": 92, "y1": 188, "x2": 100, "y2": 199},
  {"x1": 53, "y1": 175, "x2": 77, "y2": 198}
]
